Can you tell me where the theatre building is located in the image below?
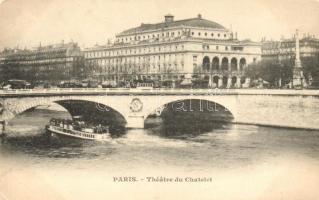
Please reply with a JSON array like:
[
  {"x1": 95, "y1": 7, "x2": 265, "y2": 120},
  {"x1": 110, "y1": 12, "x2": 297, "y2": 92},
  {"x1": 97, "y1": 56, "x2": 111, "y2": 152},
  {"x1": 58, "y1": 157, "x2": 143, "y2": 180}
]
[{"x1": 83, "y1": 14, "x2": 261, "y2": 88}]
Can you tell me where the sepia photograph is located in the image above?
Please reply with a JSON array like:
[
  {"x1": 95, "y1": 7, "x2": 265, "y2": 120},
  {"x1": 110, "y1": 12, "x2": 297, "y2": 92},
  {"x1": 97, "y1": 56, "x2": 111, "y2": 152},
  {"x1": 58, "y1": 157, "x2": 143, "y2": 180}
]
[{"x1": 0, "y1": 0, "x2": 319, "y2": 199}]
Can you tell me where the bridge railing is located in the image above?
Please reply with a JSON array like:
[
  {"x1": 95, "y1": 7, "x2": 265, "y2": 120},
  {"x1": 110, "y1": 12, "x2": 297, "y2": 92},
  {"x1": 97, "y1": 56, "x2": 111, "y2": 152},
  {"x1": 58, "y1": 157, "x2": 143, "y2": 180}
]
[
  {"x1": 0, "y1": 88, "x2": 319, "y2": 96},
  {"x1": 0, "y1": 87, "x2": 235, "y2": 95}
]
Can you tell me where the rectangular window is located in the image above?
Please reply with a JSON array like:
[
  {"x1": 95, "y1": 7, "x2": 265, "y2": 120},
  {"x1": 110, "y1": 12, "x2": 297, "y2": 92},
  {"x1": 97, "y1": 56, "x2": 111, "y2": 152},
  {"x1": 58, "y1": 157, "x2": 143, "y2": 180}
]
[{"x1": 193, "y1": 55, "x2": 197, "y2": 62}]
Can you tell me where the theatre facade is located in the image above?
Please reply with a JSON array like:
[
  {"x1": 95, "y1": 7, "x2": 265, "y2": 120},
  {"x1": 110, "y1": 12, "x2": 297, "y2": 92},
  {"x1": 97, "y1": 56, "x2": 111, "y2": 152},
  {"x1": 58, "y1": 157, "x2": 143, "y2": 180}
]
[{"x1": 84, "y1": 14, "x2": 261, "y2": 88}]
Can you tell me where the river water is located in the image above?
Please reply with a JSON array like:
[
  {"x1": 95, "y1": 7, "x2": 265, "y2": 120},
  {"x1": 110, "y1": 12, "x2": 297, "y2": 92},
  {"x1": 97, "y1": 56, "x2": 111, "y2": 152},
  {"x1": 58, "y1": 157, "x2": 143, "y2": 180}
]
[{"x1": 0, "y1": 108, "x2": 319, "y2": 200}]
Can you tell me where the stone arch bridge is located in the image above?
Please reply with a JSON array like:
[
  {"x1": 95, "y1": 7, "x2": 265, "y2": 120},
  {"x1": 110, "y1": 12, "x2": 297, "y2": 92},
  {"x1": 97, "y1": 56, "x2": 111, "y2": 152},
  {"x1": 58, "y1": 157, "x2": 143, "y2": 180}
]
[{"x1": 0, "y1": 88, "x2": 319, "y2": 131}]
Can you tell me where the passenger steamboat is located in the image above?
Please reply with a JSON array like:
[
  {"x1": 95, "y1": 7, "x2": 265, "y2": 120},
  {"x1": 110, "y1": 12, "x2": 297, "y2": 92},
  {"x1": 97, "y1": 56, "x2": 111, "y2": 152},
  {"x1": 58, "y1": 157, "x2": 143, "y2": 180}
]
[{"x1": 46, "y1": 118, "x2": 110, "y2": 141}]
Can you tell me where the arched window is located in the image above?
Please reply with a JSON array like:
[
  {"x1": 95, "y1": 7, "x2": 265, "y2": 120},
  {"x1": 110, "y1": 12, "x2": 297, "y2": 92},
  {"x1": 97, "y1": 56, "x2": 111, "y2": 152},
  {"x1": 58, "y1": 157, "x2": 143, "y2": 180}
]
[
  {"x1": 231, "y1": 76, "x2": 237, "y2": 87},
  {"x1": 239, "y1": 58, "x2": 246, "y2": 71},
  {"x1": 213, "y1": 76, "x2": 219, "y2": 87},
  {"x1": 212, "y1": 57, "x2": 219, "y2": 70},
  {"x1": 221, "y1": 57, "x2": 228, "y2": 70},
  {"x1": 202, "y1": 56, "x2": 210, "y2": 71},
  {"x1": 231, "y1": 58, "x2": 237, "y2": 71}
]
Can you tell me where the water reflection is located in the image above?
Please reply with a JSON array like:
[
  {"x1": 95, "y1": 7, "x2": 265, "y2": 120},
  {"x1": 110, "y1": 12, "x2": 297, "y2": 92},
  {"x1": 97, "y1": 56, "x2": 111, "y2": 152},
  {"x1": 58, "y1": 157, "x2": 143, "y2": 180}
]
[
  {"x1": 145, "y1": 98, "x2": 234, "y2": 139},
  {"x1": 147, "y1": 116, "x2": 230, "y2": 139}
]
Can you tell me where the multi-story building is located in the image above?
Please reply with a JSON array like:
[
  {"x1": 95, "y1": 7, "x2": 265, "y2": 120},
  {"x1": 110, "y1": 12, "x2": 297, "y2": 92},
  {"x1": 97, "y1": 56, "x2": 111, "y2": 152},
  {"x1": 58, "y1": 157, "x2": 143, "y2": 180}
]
[
  {"x1": 262, "y1": 34, "x2": 319, "y2": 61},
  {"x1": 262, "y1": 34, "x2": 319, "y2": 86},
  {"x1": 83, "y1": 14, "x2": 261, "y2": 88},
  {"x1": 0, "y1": 42, "x2": 84, "y2": 84}
]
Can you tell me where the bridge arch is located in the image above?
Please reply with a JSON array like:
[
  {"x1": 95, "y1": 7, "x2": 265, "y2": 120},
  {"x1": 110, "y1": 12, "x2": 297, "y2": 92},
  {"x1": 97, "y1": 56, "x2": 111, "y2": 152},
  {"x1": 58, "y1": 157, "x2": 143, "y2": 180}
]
[
  {"x1": 55, "y1": 99, "x2": 127, "y2": 127},
  {"x1": 1, "y1": 96, "x2": 128, "y2": 127}
]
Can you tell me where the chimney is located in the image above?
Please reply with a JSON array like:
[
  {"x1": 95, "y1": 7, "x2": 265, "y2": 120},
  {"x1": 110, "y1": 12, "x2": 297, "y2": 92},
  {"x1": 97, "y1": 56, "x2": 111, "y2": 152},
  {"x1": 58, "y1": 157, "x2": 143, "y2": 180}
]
[
  {"x1": 164, "y1": 14, "x2": 174, "y2": 23},
  {"x1": 198, "y1": 14, "x2": 202, "y2": 19}
]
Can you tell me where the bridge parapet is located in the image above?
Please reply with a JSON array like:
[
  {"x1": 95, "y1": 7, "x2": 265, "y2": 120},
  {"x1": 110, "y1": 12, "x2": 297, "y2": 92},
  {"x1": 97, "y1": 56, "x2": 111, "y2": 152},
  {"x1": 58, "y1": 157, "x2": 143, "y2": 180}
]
[{"x1": 1, "y1": 88, "x2": 319, "y2": 97}]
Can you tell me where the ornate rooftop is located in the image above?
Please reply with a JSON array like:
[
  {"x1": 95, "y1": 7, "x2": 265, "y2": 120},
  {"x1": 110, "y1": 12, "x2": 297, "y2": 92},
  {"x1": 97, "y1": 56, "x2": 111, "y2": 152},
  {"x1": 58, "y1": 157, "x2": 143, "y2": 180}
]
[{"x1": 117, "y1": 14, "x2": 226, "y2": 36}]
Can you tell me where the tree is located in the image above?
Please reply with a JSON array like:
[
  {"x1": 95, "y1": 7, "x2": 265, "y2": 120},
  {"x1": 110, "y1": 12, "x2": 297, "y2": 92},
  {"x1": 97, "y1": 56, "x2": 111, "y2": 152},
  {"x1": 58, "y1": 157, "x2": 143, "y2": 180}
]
[
  {"x1": 244, "y1": 62, "x2": 262, "y2": 80},
  {"x1": 301, "y1": 53, "x2": 319, "y2": 86},
  {"x1": 278, "y1": 58, "x2": 293, "y2": 86},
  {"x1": 245, "y1": 59, "x2": 293, "y2": 87}
]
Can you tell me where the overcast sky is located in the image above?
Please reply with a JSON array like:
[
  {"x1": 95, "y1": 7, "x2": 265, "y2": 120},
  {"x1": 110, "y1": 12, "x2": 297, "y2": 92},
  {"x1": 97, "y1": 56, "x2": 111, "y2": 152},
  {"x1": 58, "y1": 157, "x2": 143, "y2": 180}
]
[{"x1": 0, "y1": 0, "x2": 318, "y2": 50}]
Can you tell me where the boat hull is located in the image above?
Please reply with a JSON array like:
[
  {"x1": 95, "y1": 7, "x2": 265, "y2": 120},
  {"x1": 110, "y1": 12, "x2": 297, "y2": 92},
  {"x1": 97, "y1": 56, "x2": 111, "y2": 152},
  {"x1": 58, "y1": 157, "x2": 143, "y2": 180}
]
[{"x1": 46, "y1": 126, "x2": 110, "y2": 142}]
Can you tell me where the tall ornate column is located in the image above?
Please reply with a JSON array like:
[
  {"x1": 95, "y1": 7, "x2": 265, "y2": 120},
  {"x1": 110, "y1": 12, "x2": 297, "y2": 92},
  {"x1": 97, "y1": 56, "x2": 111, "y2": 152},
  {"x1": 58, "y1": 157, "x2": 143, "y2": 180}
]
[{"x1": 292, "y1": 29, "x2": 305, "y2": 88}]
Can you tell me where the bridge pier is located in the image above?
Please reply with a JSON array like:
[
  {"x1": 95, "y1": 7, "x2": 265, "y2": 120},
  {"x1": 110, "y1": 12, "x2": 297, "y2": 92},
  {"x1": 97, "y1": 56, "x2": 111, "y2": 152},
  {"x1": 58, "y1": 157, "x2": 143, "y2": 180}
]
[{"x1": 126, "y1": 115, "x2": 145, "y2": 129}]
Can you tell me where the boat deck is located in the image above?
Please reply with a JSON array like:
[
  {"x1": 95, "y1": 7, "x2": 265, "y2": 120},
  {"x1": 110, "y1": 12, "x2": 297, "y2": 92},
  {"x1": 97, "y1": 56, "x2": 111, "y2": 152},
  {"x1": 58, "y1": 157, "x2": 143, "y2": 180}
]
[{"x1": 47, "y1": 125, "x2": 110, "y2": 141}]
